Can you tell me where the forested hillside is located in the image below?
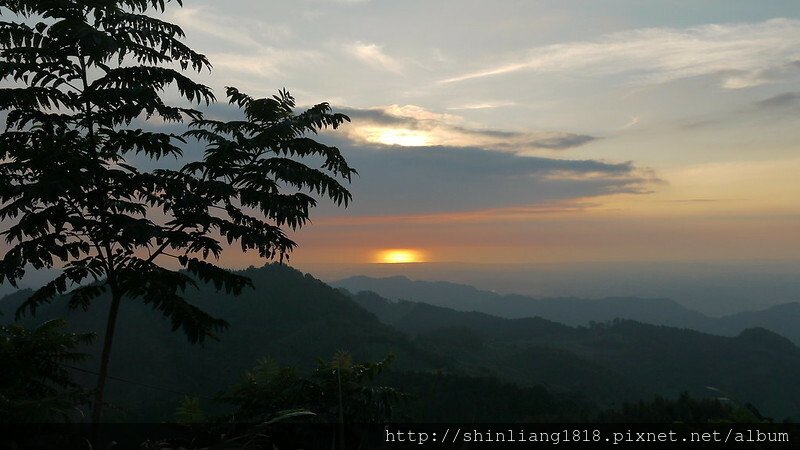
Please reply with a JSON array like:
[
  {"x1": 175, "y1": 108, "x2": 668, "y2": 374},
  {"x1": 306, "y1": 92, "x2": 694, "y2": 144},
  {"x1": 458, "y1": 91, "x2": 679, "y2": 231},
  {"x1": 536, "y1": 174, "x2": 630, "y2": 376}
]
[{"x1": 2, "y1": 264, "x2": 798, "y2": 421}]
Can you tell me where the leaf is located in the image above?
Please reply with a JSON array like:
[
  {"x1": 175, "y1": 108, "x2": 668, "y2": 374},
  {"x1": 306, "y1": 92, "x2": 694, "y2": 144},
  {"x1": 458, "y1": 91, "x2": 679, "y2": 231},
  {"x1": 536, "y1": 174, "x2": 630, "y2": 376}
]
[
  {"x1": 15, "y1": 273, "x2": 69, "y2": 319},
  {"x1": 174, "y1": 396, "x2": 205, "y2": 424},
  {"x1": 68, "y1": 284, "x2": 106, "y2": 311},
  {"x1": 120, "y1": 261, "x2": 228, "y2": 344},
  {"x1": 264, "y1": 409, "x2": 316, "y2": 424}
]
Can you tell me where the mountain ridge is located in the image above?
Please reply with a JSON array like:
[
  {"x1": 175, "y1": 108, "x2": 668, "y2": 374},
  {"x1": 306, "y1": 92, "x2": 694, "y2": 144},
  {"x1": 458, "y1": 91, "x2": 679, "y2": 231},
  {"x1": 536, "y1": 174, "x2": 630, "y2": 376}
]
[
  {"x1": 3, "y1": 265, "x2": 799, "y2": 420},
  {"x1": 345, "y1": 289, "x2": 800, "y2": 418},
  {"x1": 333, "y1": 275, "x2": 800, "y2": 344}
]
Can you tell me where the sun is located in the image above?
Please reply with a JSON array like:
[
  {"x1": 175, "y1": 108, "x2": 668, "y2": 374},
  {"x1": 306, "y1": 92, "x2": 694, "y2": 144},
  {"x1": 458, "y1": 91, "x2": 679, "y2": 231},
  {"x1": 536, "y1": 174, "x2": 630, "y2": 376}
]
[{"x1": 376, "y1": 249, "x2": 425, "y2": 264}]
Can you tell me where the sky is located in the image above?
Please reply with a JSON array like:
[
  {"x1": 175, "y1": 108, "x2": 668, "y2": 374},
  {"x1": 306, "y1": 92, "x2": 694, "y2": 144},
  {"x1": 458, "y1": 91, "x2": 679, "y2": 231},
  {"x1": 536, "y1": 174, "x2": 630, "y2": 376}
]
[
  {"x1": 3, "y1": 1, "x2": 800, "y2": 303},
  {"x1": 157, "y1": 0, "x2": 800, "y2": 270}
]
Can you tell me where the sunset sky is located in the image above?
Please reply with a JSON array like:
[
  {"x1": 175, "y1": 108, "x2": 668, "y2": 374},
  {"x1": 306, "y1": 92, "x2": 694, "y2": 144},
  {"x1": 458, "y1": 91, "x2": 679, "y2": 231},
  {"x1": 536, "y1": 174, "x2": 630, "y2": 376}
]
[
  {"x1": 163, "y1": 0, "x2": 800, "y2": 269},
  {"x1": 13, "y1": 1, "x2": 800, "y2": 274}
]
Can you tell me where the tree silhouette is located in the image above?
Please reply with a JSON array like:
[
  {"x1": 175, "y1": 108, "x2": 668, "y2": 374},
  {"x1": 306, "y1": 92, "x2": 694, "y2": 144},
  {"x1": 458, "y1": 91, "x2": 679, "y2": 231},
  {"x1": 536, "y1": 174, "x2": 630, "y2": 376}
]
[
  {"x1": 0, "y1": 319, "x2": 95, "y2": 422},
  {"x1": 224, "y1": 352, "x2": 401, "y2": 425},
  {"x1": 169, "y1": 353, "x2": 402, "y2": 448},
  {"x1": 0, "y1": 0, "x2": 355, "y2": 423}
]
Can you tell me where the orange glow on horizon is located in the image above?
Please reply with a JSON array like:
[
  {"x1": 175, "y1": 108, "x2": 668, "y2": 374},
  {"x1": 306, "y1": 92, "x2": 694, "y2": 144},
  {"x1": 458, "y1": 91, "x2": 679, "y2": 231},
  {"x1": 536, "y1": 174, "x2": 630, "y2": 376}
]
[{"x1": 375, "y1": 249, "x2": 425, "y2": 264}]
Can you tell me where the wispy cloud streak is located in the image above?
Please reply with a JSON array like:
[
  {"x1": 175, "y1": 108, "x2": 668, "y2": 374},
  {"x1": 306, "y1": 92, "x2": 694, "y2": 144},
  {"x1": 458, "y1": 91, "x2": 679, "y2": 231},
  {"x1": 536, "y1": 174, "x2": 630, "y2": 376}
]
[{"x1": 440, "y1": 18, "x2": 800, "y2": 89}]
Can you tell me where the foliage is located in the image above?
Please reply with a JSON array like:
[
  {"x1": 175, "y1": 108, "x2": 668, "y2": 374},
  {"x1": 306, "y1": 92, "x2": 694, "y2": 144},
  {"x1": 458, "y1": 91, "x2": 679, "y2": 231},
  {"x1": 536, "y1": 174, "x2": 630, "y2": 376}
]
[
  {"x1": 0, "y1": 319, "x2": 94, "y2": 422},
  {"x1": 175, "y1": 395, "x2": 206, "y2": 424},
  {"x1": 222, "y1": 352, "x2": 403, "y2": 424},
  {"x1": 382, "y1": 370, "x2": 587, "y2": 422},
  {"x1": 0, "y1": 0, "x2": 354, "y2": 344},
  {"x1": 596, "y1": 392, "x2": 771, "y2": 423},
  {"x1": 162, "y1": 353, "x2": 402, "y2": 450},
  {"x1": 0, "y1": 0, "x2": 354, "y2": 422}
]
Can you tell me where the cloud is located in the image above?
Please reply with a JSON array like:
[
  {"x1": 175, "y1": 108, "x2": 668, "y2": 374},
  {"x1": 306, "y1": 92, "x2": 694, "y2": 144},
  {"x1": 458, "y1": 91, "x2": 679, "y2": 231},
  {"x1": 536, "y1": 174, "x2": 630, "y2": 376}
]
[
  {"x1": 170, "y1": 7, "x2": 294, "y2": 48},
  {"x1": 663, "y1": 199, "x2": 720, "y2": 204},
  {"x1": 129, "y1": 102, "x2": 654, "y2": 218},
  {"x1": 525, "y1": 133, "x2": 597, "y2": 150},
  {"x1": 755, "y1": 92, "x2": 800, "y2": 110},
  {"x1": 439, "y1": 18, "x2": 800, "y2": 89},
  {"x1": 315, "y1": 200, "x2": 600, "y2": 226},
  {"x1": 447, "y1": 102, "x2": 517, "y2": 110},
  {"x1": 207, "y1": 51, "x2": 321, "y2": 78},
  {"x1": 127, "y1": 100, "x2": 654, "y2": 221},
  {"x1": 314, "y1": 141, "x2": 658, "y2": 216},
  {"x1": 676, "y1": 118, "x2": 720, "y2": 130},
  {"x1": 336, "y1": 105, "x2": 598, "y2": 151},
  {"x1": 169, "y1": 7, "x2": 321, "y2": 81},
  {"x1": 343, "y1": 42, "x2": 404, "y2": 73},
  {"x1": 621, "y1": 117, "x2": 640, "y2": 130},
  {"x1": 307, "y1": 0, "x2": 370, "y2": 3}
]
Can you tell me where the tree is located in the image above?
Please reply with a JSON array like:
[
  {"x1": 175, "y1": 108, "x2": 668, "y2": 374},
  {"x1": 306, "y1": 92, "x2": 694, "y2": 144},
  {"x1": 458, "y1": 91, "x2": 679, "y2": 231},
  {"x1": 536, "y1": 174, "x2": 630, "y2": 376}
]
[
  {"x1": 0, "y1": 0, "x2": 355, "y2": 424},
  {"x1": 0, "y1": 319, "x2": 95, "y2": 422},
  {"x1": 169, "y1": 353, "x2": 402, "y2": 449},
  {"x1": 224, "y1": 352, "x2": 402, "y2": 425}
]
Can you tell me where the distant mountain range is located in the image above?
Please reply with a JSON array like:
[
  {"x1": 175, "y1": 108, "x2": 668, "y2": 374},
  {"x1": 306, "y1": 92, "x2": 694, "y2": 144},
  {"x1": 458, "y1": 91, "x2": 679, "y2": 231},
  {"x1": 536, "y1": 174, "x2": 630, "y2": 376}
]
[
  {"x1": 332, "y1": 275, "x2": 800, "y2": 344},
  {"x1": 346, "y1": 289, "x2": 800, "y2": 418},
  {"x1": 2, "y1": 265, "x2": 799, "y2": 420}
]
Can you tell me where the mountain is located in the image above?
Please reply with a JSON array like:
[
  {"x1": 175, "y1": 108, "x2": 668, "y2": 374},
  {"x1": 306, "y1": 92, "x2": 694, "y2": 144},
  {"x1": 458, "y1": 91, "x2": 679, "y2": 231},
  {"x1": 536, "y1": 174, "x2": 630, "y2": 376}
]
[
  {"x1": 348, "y1": 291, "x2": 800, "y2": 419},
  {"x1": 716, "y1": 302, "x2": 800, "y2": 344},
  {"x1": 0, "y1": 265, "x2": 441, "y2": 420},
  {"x1": 3, "y1": 265, "x2": 800, "y2": 420},
  {"x1": 332, "y1": 276, "x2": 712, "y2": 326},
  {"x1": 333, "y1": 275, "x2": 499, "y2": 311},
  {"x1": 333, "y1": 275, "x2": 800, "y2": 344},
  {"x1": 0, "y1": 289, "x2": 33, "y2": 316}
]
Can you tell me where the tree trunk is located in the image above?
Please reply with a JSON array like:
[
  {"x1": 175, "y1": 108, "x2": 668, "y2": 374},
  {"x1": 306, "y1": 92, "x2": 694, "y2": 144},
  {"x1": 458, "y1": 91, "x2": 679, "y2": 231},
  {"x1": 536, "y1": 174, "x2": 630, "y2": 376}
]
[
  {"x1": 337, "y1": 367, "x2": 345, "y2": 450},
  {"x1": 91, "y1": 290, "x2": 123, "y2": 425}
]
